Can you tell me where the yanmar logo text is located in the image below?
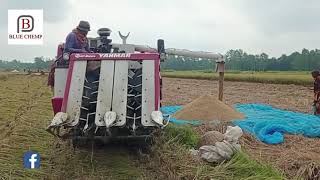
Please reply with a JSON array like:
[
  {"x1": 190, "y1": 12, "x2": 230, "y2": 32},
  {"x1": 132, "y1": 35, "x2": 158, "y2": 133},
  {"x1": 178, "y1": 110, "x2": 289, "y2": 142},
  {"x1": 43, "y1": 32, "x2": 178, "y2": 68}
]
[
  {"x1": 8, "y1": 10, "x2": 43, "y2": 45},
  {"x1": 74, "y1": 53, "x2": 132, "y2": 59},
  {"x1": 99, "y1": 53, "x2": 131, "y2": 58}
]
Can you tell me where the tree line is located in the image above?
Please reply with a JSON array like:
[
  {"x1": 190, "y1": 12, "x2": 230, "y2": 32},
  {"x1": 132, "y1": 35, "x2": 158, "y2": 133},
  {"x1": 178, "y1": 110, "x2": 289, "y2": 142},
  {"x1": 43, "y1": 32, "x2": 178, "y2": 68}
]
[
  {"x1": 0, "y1": 48, "x2": 319, "y2": 71},
  {"x1": 225, "y1": 48, "x2": 320, "y2": 71},
  {"x1": 161, "y1": 48, "x2": 320, "y2": 71},
  {"x1": 0, "y1": 57, "x2": 53, "y2": 71}
]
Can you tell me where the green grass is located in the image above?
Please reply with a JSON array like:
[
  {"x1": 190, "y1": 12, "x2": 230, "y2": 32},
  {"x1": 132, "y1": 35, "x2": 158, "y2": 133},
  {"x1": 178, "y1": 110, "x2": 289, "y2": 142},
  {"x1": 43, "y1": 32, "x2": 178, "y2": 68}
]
[
  {"x1": 148, "y1": 125, "x2": 286, "y2": 179},
  {"x1": 162, "y1": 70, "x2": 312, "y2": 86},
  {"x1": 164, "y1": 125, "x2": 200, "y2": 148},
  {"x1": 222, "y1": 152, "x2": 284, "y2": 180}
]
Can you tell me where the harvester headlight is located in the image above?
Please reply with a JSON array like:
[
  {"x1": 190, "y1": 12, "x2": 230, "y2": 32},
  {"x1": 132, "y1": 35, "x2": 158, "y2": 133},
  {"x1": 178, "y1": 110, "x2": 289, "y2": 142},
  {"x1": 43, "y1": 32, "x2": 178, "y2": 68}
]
[{"x1": 63, "y1": 53, "x2": 69, "y2": 60}]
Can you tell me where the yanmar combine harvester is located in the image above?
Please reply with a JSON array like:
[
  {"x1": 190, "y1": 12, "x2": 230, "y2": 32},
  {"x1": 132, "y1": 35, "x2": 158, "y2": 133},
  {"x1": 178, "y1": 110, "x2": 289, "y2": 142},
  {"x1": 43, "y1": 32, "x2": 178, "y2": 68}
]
[{"x1": 47, "y1": 28, "x2": 224, "y2": 145}]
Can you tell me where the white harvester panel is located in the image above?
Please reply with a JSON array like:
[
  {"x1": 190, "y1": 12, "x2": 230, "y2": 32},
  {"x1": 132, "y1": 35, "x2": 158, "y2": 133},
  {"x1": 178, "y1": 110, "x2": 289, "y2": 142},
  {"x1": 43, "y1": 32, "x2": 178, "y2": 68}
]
[
  {"x1": 141, "y1": 60, "x2": 156, "y2": 126},
  {"x1": 66, "y1": 61, "x2": 87, "y2": 126},
  {"x1": 112, "y1": 60, "x2": 129, "y2": 126},
  {"x1": 95, "y1": 61, "x2": 115, "y2": 126},
  {"x1": 54, "y1": 68, "x2": 68, "y2": 97}
]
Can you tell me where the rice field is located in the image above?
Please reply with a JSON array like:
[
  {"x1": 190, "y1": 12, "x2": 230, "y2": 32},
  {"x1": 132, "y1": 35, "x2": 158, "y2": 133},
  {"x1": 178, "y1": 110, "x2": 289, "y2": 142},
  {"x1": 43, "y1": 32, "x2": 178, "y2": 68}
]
[
  {"x1": 161, "y1": 71, "x2": 312, "y2": 86},
  {"x1": 0, "y1": 74, "x2": 145, "y2": 179},
  {"x1": 0, "y1": 74, "x2": 294, "y2": 179}
]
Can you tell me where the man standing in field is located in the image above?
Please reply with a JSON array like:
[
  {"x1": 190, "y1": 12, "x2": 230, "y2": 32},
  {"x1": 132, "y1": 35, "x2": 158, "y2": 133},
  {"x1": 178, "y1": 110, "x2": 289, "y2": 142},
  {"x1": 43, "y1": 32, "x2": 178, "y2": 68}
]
[{"x1": 311, "y1": 70, "x2": 320, "y2": 115}]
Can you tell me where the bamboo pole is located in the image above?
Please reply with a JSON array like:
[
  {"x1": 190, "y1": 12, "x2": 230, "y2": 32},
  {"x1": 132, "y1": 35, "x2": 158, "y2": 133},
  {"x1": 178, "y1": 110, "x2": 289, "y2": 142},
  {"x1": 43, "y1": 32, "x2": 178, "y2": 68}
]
[
  {"x1": 219, "y1": 71, "x2": 224, "y2": 101},
  {"x1": 216, "y1": 62, "x2": 225, "y2": 101}
]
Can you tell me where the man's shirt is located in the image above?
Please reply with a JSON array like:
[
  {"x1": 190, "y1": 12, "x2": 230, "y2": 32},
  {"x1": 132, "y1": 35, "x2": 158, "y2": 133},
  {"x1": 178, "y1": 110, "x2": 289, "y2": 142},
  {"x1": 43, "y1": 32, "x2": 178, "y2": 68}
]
[
  {"x1": 64, "y1": 32, "x2": 89, "y2": 53},
  {"x1": 314, "y1": 78, "x2": 320, "y2": 93}
]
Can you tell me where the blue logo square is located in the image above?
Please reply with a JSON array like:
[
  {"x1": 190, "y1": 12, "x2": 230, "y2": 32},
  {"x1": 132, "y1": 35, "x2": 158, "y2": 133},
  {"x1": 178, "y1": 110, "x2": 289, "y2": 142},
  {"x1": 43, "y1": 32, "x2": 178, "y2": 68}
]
[{"x1": 23, "y1": 151, "x2": 40, "y2": 169}]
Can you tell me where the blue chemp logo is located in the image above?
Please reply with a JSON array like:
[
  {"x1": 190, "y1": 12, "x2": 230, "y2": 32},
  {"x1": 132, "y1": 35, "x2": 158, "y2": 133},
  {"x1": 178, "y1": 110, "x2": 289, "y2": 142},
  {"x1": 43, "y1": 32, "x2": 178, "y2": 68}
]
[{"x1": 23, "y1": 151, "x2": 40, "y2": 169}]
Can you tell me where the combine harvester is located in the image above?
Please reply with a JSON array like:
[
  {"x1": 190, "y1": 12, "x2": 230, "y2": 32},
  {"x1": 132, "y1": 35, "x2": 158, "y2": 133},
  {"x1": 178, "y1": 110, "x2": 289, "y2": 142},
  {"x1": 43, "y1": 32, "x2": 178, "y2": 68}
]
[{"x1": 47, "y1": 27, "x2": 224, "y2": 145}]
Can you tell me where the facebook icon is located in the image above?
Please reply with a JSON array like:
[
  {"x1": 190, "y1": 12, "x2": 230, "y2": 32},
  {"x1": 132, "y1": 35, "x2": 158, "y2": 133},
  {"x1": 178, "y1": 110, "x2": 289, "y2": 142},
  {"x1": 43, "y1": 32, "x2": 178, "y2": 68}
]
[{"x1": 23, "y1": 151, "x2": 40, "y2": 169}]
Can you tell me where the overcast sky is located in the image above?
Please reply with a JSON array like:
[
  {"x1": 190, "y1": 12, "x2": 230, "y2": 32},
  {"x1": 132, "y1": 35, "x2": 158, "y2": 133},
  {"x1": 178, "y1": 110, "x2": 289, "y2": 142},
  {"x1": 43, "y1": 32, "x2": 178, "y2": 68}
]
[{"x1": 1, "y1": 0, "x2": 320, "y2": 62}]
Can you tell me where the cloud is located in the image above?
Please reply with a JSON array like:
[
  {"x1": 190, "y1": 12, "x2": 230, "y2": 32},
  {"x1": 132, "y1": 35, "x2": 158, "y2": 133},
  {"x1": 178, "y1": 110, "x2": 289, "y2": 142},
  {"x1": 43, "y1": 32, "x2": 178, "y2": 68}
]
[
  {"x1": 0, "y1": 0, "x2": 320, "y2": 61},
  {"x1": 226, "y1": 0, "x2": 320, "y2": 35},
  {"x1": 0, "y1": 0, "x2": 71, "y2": 24},
  {"x1": 0, "y1": 0, "x2": 72, "y2": 62}
]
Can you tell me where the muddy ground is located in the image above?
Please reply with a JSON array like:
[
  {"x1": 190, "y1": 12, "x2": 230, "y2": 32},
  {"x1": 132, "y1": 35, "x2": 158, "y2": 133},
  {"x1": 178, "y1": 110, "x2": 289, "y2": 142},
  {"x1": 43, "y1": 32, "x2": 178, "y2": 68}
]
[{"x1": 162, "y1": 78, "x2": 320, "y2": 178}]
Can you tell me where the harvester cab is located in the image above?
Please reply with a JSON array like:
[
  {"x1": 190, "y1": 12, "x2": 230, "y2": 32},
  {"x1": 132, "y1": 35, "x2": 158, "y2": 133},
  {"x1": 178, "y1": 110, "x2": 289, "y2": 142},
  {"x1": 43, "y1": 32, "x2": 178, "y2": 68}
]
[{"x1": 48, "y1": 28, "x2": 166, "y2": 143}]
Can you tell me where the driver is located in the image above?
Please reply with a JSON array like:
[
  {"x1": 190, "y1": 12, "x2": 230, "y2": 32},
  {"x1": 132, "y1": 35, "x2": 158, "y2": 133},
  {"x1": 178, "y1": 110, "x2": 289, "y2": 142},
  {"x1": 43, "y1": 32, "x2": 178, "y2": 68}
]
[
  {"x1": 64, "y1": 20, "x2": 91, "y2": 53},
  {"x1": 312, "y1": 70, "x2": 320, "y2": 115}
]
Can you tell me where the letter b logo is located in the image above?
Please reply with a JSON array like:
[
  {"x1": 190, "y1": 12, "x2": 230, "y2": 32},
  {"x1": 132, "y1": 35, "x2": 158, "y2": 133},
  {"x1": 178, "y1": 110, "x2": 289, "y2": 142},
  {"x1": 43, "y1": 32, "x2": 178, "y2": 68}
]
[
  {"x1": 8, "y1": 9, "x2": 43, "y2": 45},
  {"x1": 17, "y1": 15, "x2": 34, "y2": 33}
]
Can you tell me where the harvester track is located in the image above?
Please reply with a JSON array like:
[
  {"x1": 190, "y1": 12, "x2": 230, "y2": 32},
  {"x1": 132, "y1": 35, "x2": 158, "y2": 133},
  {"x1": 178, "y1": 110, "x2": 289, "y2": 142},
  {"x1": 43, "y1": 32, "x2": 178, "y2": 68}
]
[
  {"x1": 126, "y1": 68, "x2": 142, "y2": 131},
  {"x1": 78, "y1": 70, "x2": 100, "y2": 135}
]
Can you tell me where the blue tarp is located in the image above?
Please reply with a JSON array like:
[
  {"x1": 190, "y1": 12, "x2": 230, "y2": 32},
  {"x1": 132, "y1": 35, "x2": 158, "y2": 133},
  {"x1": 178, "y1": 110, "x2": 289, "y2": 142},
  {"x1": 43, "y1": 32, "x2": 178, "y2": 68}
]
[
  {"x1": 161, "y1": 104, "x2": 320, "y2": 144},
  {"x1": 233, "y1": 104, "x2": 320, "y2": 144}
]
